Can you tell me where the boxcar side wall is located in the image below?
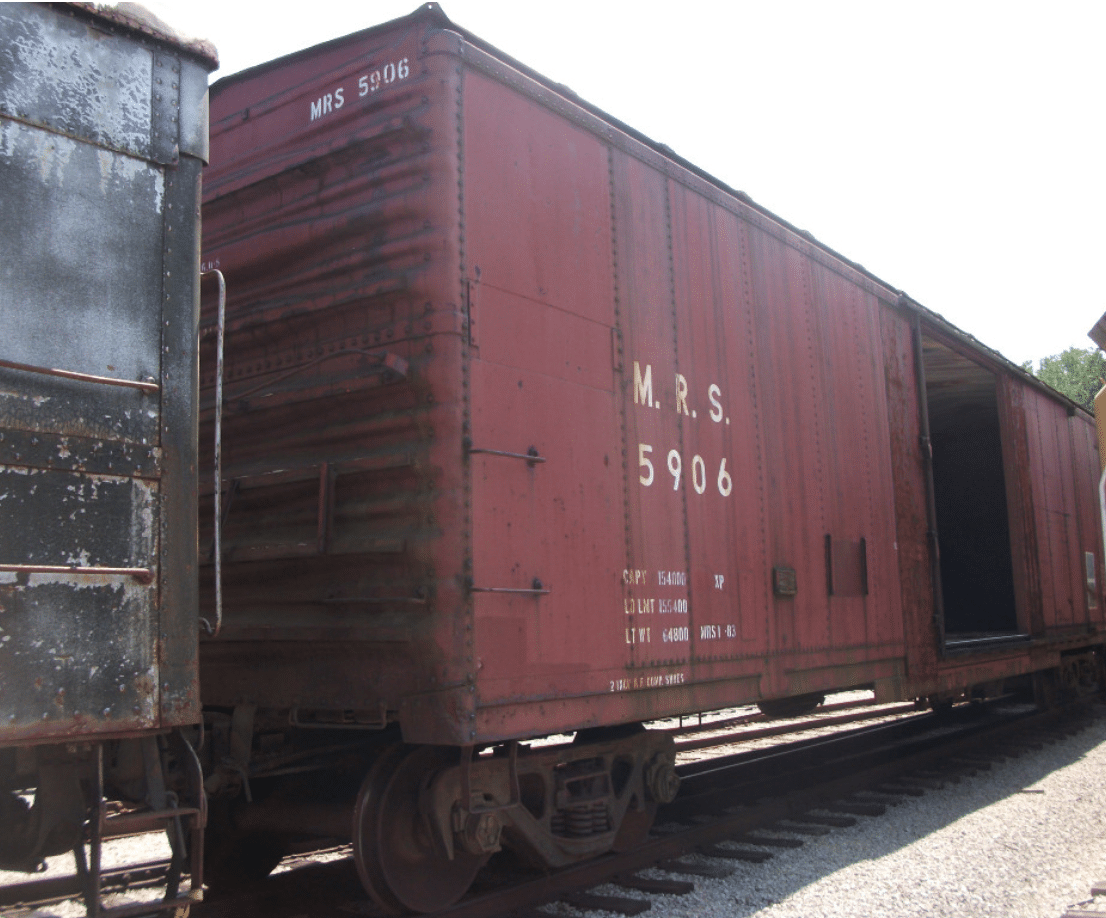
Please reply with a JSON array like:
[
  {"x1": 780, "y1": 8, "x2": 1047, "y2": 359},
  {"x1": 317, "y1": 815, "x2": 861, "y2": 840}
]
[
  {"x1": 455, "y1": 29, "x2": 1104, "y2": 742},
  {"x1": 454, "y1": 37, "x2": 910, "y2": 743},
  {"x1": 0, "y1": 4, "x2": 211, "y2": 744},
  {"x1": 198, "y1": 11, "x2": 1103, "y2": 748}
]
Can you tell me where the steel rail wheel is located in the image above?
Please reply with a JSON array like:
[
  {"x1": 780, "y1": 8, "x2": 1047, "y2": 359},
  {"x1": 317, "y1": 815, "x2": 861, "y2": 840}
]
[{"x1": 352, "y1": 745, "x2": 488, "y2": 914}]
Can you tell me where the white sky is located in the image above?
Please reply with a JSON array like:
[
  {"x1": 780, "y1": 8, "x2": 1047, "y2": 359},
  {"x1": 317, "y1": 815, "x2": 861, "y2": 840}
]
[{"x1": 146, "y1": 0, "x2": 1106, "y2": 368}]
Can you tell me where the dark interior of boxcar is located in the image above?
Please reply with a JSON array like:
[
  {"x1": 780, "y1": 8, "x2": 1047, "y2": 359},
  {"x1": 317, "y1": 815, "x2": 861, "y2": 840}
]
[{"x1": 923, "y1": 336, "x2": 1019, "y2": 641}]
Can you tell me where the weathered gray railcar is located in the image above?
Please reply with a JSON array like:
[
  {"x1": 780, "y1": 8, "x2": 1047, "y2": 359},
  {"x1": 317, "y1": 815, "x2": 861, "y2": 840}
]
[{"x1": 0, "y1": 4, "x2": 215, "y2": 912}]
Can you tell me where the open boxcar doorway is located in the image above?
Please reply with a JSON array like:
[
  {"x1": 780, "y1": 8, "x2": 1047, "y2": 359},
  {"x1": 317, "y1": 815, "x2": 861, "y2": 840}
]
[{"x1": 921, "y1": 335, "x2": 1022, "y2": 648}]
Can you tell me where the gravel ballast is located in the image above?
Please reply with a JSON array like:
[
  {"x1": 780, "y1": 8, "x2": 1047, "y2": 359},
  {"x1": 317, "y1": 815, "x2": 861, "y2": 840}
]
[{"x1": 569, "y1": 705, "x2": 1106, "y2": 918}]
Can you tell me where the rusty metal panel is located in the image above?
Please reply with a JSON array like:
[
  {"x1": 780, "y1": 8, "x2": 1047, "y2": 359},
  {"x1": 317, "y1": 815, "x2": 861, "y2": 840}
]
[
  {"x1": 611, "y1": 155, "x2": 691, "y2": 682},
  {"x1": 463, "y1": 69, "x2": 624, "y2": 708},
  {"x1": 0, "y1": 131, "x2": 165, "y2": 400},
  {"x1": 742, "y1": 230, "x2": 826, "y2": 668},
  {"x1": 1035, "y1": 395, "x2": 1079, "y2": 627},
  {"x1": 1054, "y1": 412, "x2": 1083, "y2": 627},
  {"x1": 0, "y1": 466, "x2": 159, "y2": 738},
  {"x1": 998, "y1": 374, "x2": 1043, "y2": 636},
  {"x1": 197, "y1": 13, "x2": 474, "y2": 740},
  {"x1": 157, "y1": 152, "x2": 205, "y2": 727},
  {"x1": 459, "y1": 71, "x2": 614, "y2": 327},
  {"x1": 0, "y1": 470, "x2": 156, "y2": 568},
  {"x1": 879, "y1": 306, "x2": 934, "y2": 691},
  {"x1": 0, "y1": 3, "x2": 211, "y2": 165},
  {"x1": 0, "y1": 578, "x2": 160, "y2": 730},
  {"x1": 1071, "y1": 416, "x2": 1105, "y2": 622},
  {"x1": 666, "y1": 185, "x2": 771, "y2": 662},
  {"x1": 1022, "y1": 391, "x2": 1054, "y2": 626},
  {"x1": 451, "y1": 64, "x2": 625, "y2": 710},
  {"x1": 1011, "y1": 385, "x2": 1102, "y2": 634},
  {"x1": 806, "y1": 261, "x2": 902, "y2": 651},
  {"x1": 0, "y1": 3, "x2": 156, "y2": 160},
  {"x1": 0, "y1": 3, "x2": 212, "y2": 744}
]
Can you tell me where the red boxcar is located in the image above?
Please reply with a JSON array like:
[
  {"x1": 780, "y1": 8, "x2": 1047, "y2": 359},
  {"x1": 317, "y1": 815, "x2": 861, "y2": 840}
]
[{"x1": 198, "y1": 5, "x2": 1104, "y2": 911}]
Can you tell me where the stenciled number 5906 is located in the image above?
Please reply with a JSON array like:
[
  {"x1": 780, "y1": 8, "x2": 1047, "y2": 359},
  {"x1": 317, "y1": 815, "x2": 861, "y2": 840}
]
[
  {"x1": 638, "y1": 443, "x2": 732, "y2": 496},
  {"x1": 358, "y1": 58, "x2": 410, "y2": 96}
]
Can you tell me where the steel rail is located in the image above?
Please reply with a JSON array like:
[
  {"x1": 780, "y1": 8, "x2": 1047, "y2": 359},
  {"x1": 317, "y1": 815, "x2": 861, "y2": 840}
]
[
  {"x1": 0, "y1": 860, "x2": 173, "y2": 910},
  {"x1": 671, "y1": 701, "x2": 921, "y2": 752}
]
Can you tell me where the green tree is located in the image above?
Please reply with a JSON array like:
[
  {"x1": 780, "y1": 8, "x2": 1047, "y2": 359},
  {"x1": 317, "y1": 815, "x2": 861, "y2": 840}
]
[{"x1": 1022, "y1": 346, "x2": 1106, "y2": 413}]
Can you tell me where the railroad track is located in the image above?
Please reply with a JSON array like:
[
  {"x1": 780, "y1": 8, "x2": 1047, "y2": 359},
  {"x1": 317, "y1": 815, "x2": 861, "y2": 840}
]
[
  {"x1": 0, "y1": 861, "x2": 171, "y2": 913},
  {"x1": 4, "y1": 697, "x2": 1096, "y2": 918},
  {"x1": 186, "y1": 696, "x2": 1098, "y2": 918},
  {"x1": 0, "y1": 695, "x2": 908, "y2": 916},
  {"x1": 428, "y1": 698, "x2": 1097, "y2": 918}
]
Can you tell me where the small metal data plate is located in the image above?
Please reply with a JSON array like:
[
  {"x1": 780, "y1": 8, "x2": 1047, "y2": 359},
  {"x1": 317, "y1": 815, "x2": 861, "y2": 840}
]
[{"x1": 773, "y1": 566, "x2": 798, "y2": 597}]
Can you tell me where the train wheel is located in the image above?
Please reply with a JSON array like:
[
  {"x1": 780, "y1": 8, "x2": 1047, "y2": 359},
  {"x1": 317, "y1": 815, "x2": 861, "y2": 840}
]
[{"x1": 352, "y1": 745, "x2": 488, "y2": 915}]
